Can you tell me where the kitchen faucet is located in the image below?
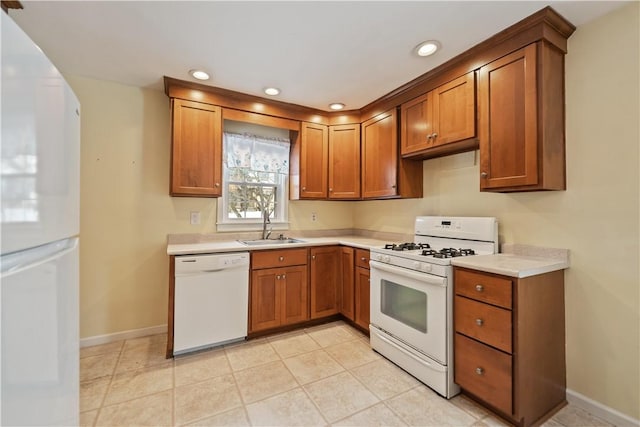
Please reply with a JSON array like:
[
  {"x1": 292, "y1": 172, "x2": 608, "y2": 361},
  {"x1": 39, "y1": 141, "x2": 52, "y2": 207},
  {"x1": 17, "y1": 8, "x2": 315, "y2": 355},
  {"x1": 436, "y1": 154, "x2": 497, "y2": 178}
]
[{"x1": 262, "y1": 208, "x2": 272, "y2": 240}]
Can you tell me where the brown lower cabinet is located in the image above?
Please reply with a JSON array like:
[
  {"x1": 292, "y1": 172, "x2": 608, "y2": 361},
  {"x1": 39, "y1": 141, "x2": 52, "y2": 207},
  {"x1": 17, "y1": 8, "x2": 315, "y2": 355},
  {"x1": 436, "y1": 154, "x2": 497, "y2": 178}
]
[
  {"x1": 310, "y1": 246, "x2": 341, "y2": 319},
  {"x1": 249, "y1": 249, "x2": 309, "y2": 333},
  {"x1": 247, "y1": 245, "x2": 370, "y2": 336},
  {"x1": 339, "y1": 247, "x2": 355, "y2": 321},
  {"x1": 338, "y1": 247, "x2": 371, "y2": 331},
  {"x1": 454, "y1": 267, "x2": 566, "y2": 427},
  {"x1": 354, "y1": 249, "x2": 371, "y2": 331}
]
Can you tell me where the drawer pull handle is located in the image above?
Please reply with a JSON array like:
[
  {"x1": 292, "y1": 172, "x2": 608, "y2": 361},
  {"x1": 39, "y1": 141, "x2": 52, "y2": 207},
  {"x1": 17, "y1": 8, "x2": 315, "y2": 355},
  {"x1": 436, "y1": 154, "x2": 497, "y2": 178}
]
[
  {"x1": 279, "y1": 256, "x2": 284, "y2": 261},
  {"x1": 475, "y1": 318, "x2": 484, "y2": 326},
  {"x1": 361, "y1": 257, "x2": 366, "y2": 261},
  {"x1": 276, "y1": 275, "x2": 281, "y2": 280},
  {"x1": 475, "y1": 284, "x2": 484, "y2": 292},
  {"x1": 475, "y1": 367, "x2": 484, "y2": 376},
  {"x1": 281, "y1": 274, "x2": 286, "y2": 280}
]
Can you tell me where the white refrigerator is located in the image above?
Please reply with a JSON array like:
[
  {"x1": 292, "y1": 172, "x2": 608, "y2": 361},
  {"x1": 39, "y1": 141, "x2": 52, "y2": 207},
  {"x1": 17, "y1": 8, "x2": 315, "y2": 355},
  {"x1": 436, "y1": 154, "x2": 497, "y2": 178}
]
[{"x1": 1, "y1": 12, "x2": 80, "y2": 426}]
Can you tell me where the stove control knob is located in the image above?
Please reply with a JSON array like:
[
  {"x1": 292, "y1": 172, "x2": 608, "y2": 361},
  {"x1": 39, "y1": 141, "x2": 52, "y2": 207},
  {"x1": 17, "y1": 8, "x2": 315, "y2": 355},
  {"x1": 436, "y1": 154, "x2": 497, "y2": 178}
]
[
  {"x1": 384, "y1": 255, "x2": 391, "y2": 263},
  {"x1": 376, "y1": 254, "x2": 383, "y2": 261},
  {"x1": 413, "y1": 261, "x2": 421, "y2": 270},
  {"x1": 423, "y1": 263, "x2": 432, "y2": 272}
]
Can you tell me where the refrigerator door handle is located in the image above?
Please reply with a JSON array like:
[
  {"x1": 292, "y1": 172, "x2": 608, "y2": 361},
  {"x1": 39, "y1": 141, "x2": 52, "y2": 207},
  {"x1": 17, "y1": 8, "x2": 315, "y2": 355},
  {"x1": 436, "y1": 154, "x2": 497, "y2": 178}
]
[{"x1": 1, "y1": 237, "x2": 78, "y2": 278}]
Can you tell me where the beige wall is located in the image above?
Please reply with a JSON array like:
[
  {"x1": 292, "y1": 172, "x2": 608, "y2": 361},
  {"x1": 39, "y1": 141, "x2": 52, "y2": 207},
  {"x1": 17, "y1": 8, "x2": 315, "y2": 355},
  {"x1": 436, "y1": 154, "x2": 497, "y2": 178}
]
[
  {"x1": 353, "y1": 3, "x2": 640, "y2": 419},
  {"x1": 70, "y1": 1, "x2": 638, "y2": 419}
]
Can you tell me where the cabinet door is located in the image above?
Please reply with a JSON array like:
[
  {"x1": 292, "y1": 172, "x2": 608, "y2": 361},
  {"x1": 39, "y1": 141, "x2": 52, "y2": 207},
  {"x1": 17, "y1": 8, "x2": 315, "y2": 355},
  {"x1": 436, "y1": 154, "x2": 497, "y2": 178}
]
[
  {"x1": 300, "y1": 122, "x2": 328, "y2": 198},
  {"x1": 250, "y1": 268, "x2": 281, "y2": 332},
  {"x1": 170, "y1": 99, "x2": 222, "y2": 196},
  {"x1": 432, "y1": 72, "x2": 476, "y2": 147},
  {"x1": 310, "y1": 246, "x2": 340, "y2": 319},
  {"x1": 361, "y1": 110, "x2": 398, "y2": 199},
  {"x1": 354, "y1": 267, "x2": 370, "y2": 331},
  {"x1": 479, "y1": 44, "x2": 538, "y2": 189},
  {"x1": 281, "y1": 265, "x2": 309, "y2": 325},
  {"x1": 339, "y1": 247, "x2": 355, "y2": 320},
  {"x1": 328, "y1": 124, "x2": 361, "y2": 199},
  {"x1": 401, "y1": 93, "x2": 433, "y2": 155}
]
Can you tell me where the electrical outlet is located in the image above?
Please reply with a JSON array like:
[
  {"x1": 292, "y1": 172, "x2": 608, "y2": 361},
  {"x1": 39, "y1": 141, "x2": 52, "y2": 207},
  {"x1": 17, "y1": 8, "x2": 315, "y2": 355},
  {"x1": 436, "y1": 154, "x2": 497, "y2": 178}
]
[
  {"x1": 311, "y1": 212, "x2": 317, "y2": 222},
  {"x1": 190, "y1": 211, "x2": 201, "y2": 225}
]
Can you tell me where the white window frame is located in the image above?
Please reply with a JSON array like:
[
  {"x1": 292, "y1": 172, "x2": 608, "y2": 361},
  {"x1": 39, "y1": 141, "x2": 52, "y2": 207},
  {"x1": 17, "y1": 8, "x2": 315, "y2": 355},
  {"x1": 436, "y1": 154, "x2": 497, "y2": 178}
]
[{"x1": 216, "y1": 133, "x2": 290, "y2": 233}]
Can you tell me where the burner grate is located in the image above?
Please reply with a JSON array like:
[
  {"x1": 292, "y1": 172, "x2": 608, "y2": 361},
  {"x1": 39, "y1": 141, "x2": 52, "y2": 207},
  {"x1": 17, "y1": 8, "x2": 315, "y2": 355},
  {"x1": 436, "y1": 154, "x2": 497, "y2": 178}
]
[
  {"x1": 425, "y1": 248, "x2": 476, "y2": 258},
  {"x1": 384, "y1": 242, "x2": 431, "y2": 251}
]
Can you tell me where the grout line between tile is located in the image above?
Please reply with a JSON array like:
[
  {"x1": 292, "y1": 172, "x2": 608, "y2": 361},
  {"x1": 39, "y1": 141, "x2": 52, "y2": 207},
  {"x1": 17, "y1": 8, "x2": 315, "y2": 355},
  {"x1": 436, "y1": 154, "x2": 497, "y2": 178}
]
[{"x1": 90, "y1": 339, "x2": 125, "y2": 427}]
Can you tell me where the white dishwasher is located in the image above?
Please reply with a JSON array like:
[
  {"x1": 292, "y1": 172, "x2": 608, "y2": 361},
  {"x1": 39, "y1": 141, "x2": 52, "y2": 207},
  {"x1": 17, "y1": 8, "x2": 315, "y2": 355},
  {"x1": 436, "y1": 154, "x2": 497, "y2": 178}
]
[{"x1": 173, "y1": 252, "x2": 249, "y2": 355}]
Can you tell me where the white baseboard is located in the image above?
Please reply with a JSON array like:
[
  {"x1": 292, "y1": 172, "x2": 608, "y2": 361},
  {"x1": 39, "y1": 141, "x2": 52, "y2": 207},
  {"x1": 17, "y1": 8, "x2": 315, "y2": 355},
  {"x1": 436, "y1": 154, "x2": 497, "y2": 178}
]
[
  {"x1": 567, "y1": 388, "x2": 640, "y2": 427},
  {"x1": 80, "y1": 324, "x2": 167, "y2": 348}
]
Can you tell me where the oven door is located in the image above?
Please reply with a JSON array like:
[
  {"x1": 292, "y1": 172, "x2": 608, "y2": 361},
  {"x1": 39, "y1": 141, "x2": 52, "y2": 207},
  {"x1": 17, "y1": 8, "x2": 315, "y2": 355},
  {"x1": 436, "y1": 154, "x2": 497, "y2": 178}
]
[{"x1": 370, "y1": 260, "x2": 447, "y2": 364}]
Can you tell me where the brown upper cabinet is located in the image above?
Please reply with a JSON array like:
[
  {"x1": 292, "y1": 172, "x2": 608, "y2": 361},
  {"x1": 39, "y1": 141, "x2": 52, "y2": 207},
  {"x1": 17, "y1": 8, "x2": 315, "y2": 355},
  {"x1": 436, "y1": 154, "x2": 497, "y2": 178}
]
[
  {"x1": 300, "y1": 122, "x2": 329, "y2": 198},
  {"x1": 401, "y1": 72, "x2": 476, "y2": 159},
  {"x1": 165, "y1": 7, "x2": 575, "y2": 197},
  {"x1": 362, "y1": 109, "x2": 422, "y2": 199},
  {"x1": 170, "y1": 99, "x2": 222, "y2": 197},
  {"x1": 328, "y1": 124, "x2": 361, "y2": 199},
  {"x1": 298, "y1": 122, "x2": 361, "y2": 200},
  {"x1": 479, "y1": 42, "x2": 567, "y2": 192}
]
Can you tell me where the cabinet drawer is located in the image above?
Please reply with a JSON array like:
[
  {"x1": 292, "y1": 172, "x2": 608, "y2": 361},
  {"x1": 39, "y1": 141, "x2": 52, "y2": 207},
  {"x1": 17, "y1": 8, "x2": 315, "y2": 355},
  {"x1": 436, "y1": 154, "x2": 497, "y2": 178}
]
[
  {"x1": 455, "y1": 296, "x2": 512, "y2": 353},
  {"x1": 355, "y1": 249, "x2": 370, "y2": 269},
  {"x1": 455, "y1": 333, "x2": 512, "y2": 415},
  {"x1": 455, "y1": 269, "x2": 512, "y2": 309},
  {"x1": 252, "y1": 249, "x2": 308, "y2": 269}
]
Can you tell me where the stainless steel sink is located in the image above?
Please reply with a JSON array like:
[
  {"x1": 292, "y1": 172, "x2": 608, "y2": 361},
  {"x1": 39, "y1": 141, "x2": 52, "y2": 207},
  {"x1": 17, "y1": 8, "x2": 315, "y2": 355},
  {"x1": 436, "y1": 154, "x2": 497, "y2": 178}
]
[{"x1": 239, "y1": 238, "x2": 305, "y2": 246}]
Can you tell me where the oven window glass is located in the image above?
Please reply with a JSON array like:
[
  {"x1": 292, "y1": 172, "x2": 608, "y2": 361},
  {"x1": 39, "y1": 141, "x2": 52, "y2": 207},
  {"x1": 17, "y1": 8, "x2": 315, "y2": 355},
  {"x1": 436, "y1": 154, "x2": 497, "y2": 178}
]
[{"x1": 380, "y1": 279, "x2": 427, "y2": 333}]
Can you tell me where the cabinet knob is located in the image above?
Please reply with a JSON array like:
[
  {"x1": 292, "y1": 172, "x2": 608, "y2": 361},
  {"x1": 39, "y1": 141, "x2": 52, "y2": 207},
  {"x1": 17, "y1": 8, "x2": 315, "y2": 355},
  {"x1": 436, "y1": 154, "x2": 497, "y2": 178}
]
[
  {"x1": 475, "y1": 284, "x2": 484, "y2": 292},
  {"x1": 279, "y1": 256, "x2": 284, "y2": 261},
  {"x1": 215, "y1": 182, "x2": 220, "y2": 187},
  {"x1": 427, "y1": 134, "x2": 432, "y2": 140},
  {"x1": 281, "y1": 274, "x2": 286, "y2": 280},
  {"x1": 329, "y1": 188, "x2": 333, "y2": 192},
  {"x1": 391, "y1": 184, "x2": 396, "y2": 189},
  {"x1": 475, "y1": 367, "x2": 484, "y2": 376},
  {"x1": 432, "y1": 133, "x2": 438, "y2": 138},
  {"x1": 475, "y1": 318, "x2": 484, "y2": 326},
  {"x1": 361, "y1": 257, "x2": 366, "y2": 261},
  {"x1": 276, "y1": 274, "x2": 281, "y2": 280},
  {"x1": 302, "y1": 186, "x2": 306, "y2": 191},
  {"x1": 312, "y1": 255, "x2": 316, "y2": 260},
  {"x1": 480, "y1": 172, "x2": 488, "y2": 178}
]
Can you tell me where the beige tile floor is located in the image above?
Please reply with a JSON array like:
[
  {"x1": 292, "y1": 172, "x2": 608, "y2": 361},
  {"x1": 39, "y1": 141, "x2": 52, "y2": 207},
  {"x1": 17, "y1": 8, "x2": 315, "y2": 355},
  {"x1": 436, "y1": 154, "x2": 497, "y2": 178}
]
[{"x1": 80, "y1": 321, "x2": 615, "y2": 427}]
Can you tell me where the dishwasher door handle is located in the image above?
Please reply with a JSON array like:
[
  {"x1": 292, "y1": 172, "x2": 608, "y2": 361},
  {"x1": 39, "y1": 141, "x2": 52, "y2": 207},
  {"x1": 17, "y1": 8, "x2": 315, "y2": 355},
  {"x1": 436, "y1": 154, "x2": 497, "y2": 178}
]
[{"x1": 175, "y1": 265, "x2": 248, "y2": 277}]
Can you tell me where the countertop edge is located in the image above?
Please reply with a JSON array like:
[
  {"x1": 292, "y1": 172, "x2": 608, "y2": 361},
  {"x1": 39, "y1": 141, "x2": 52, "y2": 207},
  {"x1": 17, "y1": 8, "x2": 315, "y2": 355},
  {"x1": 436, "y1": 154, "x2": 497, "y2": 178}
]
[
  {"x1": 167, "y1": 237, "x2": 386, "y2": 255},
  {"x1": 451, "y1": 254, "x2": 569, "y2": 278}
]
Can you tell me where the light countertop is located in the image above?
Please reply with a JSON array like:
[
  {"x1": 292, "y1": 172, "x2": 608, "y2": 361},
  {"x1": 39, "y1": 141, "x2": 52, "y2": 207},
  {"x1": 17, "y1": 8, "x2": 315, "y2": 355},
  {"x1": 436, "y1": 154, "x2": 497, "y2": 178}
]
[
  {"x1": 167, "y1": 235, "x2": 389, "y2": 256},
  {"x1": 451, "y1": 253, "x2": 569, "y2": 278}
]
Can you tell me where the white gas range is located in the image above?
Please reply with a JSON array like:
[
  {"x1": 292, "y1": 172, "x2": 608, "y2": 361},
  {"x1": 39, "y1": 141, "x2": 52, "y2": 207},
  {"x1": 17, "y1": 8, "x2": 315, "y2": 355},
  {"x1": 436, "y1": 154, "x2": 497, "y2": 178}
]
[{"x1": 369, "y1": 216, "x2": 498, "y2": 398}]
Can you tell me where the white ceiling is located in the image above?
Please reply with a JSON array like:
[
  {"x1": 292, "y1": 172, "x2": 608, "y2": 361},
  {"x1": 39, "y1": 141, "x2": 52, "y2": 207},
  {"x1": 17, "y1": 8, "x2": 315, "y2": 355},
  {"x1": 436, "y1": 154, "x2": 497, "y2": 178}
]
[{"x1": 8, "y1": 1, "x2": 628, "y2": 111}]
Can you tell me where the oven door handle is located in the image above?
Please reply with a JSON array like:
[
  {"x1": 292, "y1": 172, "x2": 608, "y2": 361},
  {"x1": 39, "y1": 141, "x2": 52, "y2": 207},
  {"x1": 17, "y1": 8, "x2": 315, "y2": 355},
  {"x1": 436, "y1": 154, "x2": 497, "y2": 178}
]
[{"x1": 370, "y1": 261, "x2": 446, "y2": 287}]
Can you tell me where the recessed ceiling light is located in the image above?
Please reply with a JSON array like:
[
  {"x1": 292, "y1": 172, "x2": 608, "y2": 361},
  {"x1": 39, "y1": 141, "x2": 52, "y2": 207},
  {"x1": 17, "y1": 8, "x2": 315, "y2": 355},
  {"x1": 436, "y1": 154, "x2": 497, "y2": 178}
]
[
  {"x1": 189, "y1": 69, "x2": 210, "y2": 80},
  {"x1": 329, "y1": 103, "x2": 345, "y2": 110},
  {"x1": 264, "y1": 87, "x2": 280, "y2": 96},
  {"x1": 415, "y1": 40, "x2": 441, "y2": 57}
]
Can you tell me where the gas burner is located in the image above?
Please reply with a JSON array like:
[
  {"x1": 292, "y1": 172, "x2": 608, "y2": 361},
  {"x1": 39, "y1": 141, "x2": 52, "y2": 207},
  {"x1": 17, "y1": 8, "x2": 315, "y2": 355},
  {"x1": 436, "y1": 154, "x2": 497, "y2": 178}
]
[
  {"x1": 384, "y1": 242, "x2": 430, "y2": 251},
  {"x1": 422, "y1": 248, "x2": 477, "y2": 258}
]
